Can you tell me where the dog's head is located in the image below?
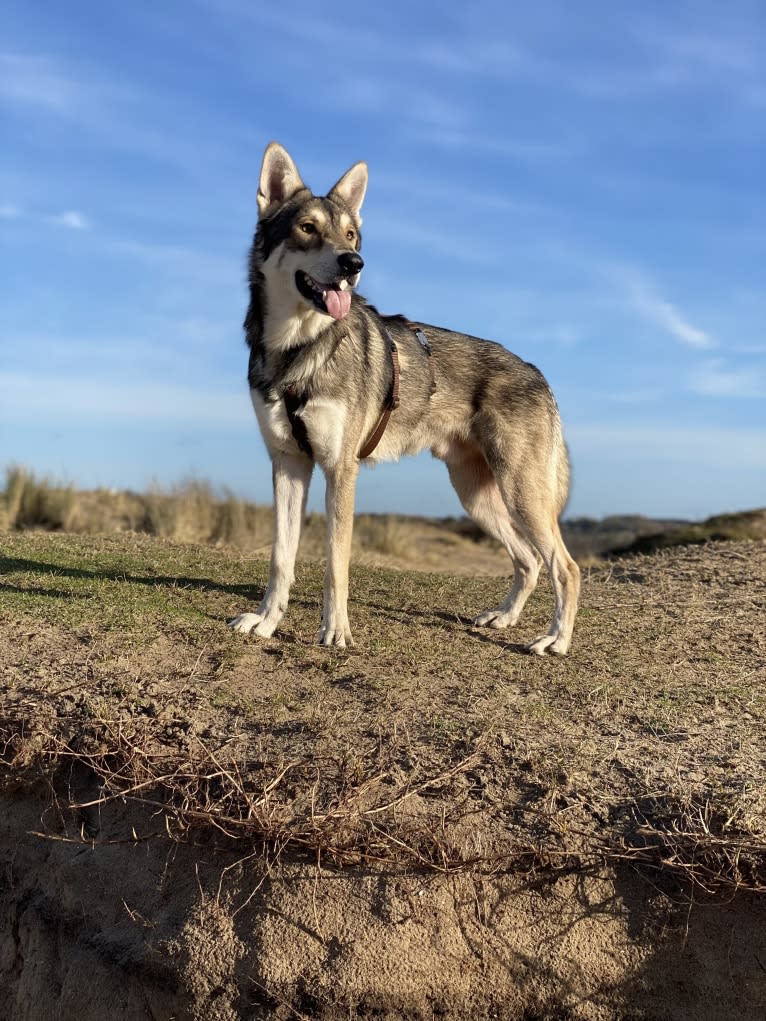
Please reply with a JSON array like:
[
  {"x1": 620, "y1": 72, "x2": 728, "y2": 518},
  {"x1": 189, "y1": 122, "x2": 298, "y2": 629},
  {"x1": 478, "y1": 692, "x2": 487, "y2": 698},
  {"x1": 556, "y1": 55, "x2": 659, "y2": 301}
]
[{"x1": 254, "y1": 142, "x2": 367, "y2": 323}]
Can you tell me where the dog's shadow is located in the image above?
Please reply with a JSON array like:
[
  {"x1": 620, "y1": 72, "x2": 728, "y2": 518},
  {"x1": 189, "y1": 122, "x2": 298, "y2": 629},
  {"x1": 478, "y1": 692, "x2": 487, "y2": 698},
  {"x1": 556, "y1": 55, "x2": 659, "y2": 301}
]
[
  {"x1": 0, "y1": 556, "x2": 260, "y2": 602},
  {"x1": 357, "y1": 599, "x2": 530, "y2": 653},
  {"x1": 2, "y1": 557, "x2": 531, "y2": 652}
]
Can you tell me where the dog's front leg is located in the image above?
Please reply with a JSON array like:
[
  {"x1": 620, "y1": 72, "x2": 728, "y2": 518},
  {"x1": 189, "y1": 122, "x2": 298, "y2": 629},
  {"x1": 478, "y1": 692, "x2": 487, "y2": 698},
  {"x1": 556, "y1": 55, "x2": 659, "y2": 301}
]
[
  {"x1": 229, "y1": 452, "x2": 313, "y2": 638},
  {"x1": 319, "y1": 459, "x2": 359, "y2": 648}
]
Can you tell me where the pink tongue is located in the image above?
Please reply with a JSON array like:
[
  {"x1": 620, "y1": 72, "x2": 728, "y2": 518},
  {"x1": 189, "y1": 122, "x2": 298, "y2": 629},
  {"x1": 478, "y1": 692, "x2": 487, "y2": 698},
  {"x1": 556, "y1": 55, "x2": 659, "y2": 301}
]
[{"x1": 324, "y1": 288, "x2": 352, "y2": 320}]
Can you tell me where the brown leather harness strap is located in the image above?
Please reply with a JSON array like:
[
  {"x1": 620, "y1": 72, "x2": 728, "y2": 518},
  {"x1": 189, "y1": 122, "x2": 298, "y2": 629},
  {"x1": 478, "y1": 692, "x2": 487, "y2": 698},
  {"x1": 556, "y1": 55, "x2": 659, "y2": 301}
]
[
  {"x1": 283, "y1": 321, "x2": 433, "y2": 462},
  {"x1": 357, "y1": 331, "x2": 400, "y2": 459}
]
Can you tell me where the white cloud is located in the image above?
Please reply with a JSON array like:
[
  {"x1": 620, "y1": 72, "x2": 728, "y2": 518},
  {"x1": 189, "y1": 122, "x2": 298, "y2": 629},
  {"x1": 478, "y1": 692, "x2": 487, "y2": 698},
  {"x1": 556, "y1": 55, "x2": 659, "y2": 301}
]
[
  {"x1": 688, "y1": 359, "x2": 766, "y2": 399},
  {"x1": 647, "y1": 29, "x2": 766, "y2": 107},
  {"x1": 622, "y1": 272, "x2": 716, "y2": 349},
  {"x1": 569, "y1": 422, "x2": 766, "y2": 470},
  {"x1": 643, "y1": 295, "x2": 714, "y2": 349},
  {"x1": 0, "y1": 53, "x2": 79, "y2": 112},
  {"x1": 416, "y1": 127, "x2": 574, "y2": 163},
  {"x1": 0, "y1": 371, "x2": 252, "y2": 427},
  {"x1": 601, "y1": 387, "x2": 664, "y2": 405},
  {"x1": 1, "y1": 51, "x2": 222, "y2": 171},
  {"x1": 110, "y1": 238, "x2": 241, "y2": 286},
  {"x1": 51, "y1": 210, "x2": 90, "y2": 230},
  {"x1": 369, "y1": 215, "x2": 496, "y2": 266}
]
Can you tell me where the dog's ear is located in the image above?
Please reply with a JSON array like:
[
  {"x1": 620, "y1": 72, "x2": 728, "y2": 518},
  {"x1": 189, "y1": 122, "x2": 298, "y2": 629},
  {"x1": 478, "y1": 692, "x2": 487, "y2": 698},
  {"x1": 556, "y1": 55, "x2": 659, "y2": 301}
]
[
  {"x1": 257, "y1": 143, "x2": 306, "y2": 217},
  {"x1": 328, "y1": 161, "x2": 368, "y2": 221}
]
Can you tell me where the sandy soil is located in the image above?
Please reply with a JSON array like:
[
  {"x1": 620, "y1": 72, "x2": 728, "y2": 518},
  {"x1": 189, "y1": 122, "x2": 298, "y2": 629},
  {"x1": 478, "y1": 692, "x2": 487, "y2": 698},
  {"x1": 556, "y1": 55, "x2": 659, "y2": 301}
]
[{"x1": 2, "y1": 788, "x2": 766, "y2": 1021}]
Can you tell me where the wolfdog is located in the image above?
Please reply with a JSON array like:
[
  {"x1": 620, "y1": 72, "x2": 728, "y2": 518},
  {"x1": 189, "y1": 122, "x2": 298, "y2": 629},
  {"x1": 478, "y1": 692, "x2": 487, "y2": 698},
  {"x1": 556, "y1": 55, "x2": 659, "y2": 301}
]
[{"x1": 229, "y1": 142, "x2": 580, "y2": 654}]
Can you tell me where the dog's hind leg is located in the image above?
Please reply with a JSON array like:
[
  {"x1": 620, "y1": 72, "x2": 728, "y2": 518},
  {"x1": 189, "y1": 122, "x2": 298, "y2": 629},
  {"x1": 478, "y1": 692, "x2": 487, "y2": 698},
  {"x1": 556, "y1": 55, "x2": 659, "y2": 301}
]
[
  {"x1": 513, "y1": 505, "x2": 580, "y2": 656},
  {"x1": 229, "y1": 452, "x2": 313, "y2": 638},
  {"x1": 488, "y1": 458, "x2": 580, "y2": 656},
  {"x1": 445, "y1": 447, "x2": 542, "y2": 629}
]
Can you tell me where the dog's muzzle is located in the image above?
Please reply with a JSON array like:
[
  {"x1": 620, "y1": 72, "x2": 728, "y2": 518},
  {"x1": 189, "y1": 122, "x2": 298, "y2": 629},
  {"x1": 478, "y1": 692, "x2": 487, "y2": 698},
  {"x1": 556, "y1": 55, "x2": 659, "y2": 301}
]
[{"x1": 295, "y1": 250, "x2": 364, "y2": 321}]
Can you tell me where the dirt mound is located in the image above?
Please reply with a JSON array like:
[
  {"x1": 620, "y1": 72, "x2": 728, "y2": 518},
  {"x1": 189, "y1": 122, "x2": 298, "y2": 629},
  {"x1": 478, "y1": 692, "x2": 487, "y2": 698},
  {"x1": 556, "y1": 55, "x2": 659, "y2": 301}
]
[
  {"x1": 1, "y1": 534, "x2": 765, "y2": 1018},
  {"x1": 2, "y1": 790, "x2": 765, "y2": 1021}
]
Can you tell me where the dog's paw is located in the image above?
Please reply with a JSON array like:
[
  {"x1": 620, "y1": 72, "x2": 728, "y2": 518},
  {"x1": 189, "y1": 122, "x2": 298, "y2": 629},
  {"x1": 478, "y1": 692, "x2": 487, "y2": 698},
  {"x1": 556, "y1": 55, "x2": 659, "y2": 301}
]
[
  {"x1": 526, "y1": 633, "x2": 569, "y2": 656},
  {"x1": 318, "y1": 622, "x2": 354, "y2": 648},
  {"x1": 473, "y1": 607, "x2": 519, "y2": 629},
  {"x1": 227, "y1": 613, "x2": 278, "y2": 638}
]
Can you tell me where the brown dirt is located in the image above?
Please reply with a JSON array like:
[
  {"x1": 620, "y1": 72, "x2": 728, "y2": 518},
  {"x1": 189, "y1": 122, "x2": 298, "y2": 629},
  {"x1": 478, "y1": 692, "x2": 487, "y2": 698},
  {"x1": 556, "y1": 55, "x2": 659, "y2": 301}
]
[
  {"x1": 1, "y1": 532, "x2": 765, "y2": 1019},
  {"x1": 2, "y1": 790, "x2": 765, "y2": 1021}
]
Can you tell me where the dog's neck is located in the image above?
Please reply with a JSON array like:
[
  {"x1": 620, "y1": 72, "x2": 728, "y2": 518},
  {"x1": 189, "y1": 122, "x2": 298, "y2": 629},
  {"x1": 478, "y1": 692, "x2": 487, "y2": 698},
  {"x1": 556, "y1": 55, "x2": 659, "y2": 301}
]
[
  {"x1": 247, "y1": 293, "x2": 348, "y2": 397},
  {"x1": 262, "y1": 301, "x2": 329, "y2": 355}
]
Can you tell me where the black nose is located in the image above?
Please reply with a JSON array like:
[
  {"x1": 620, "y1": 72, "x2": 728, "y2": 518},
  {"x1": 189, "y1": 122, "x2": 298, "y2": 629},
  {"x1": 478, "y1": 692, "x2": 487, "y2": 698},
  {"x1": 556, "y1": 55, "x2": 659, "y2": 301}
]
[{"x1": 337, "y1": 251, "x2": 364, "y2": 276}]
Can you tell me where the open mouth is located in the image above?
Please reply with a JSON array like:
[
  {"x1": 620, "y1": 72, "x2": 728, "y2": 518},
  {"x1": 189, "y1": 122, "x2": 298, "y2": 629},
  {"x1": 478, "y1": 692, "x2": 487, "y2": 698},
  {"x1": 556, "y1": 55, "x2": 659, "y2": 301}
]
[{"x1": 295, "y1": 271, "x2": 352, "y2": 321}]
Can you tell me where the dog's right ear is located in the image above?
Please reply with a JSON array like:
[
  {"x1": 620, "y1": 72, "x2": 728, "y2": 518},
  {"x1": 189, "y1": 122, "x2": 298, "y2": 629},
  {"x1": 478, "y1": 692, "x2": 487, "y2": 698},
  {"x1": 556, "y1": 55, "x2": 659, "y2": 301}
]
[{"x1": 257, "y1": 143, "x2": 306, "y2": 217}]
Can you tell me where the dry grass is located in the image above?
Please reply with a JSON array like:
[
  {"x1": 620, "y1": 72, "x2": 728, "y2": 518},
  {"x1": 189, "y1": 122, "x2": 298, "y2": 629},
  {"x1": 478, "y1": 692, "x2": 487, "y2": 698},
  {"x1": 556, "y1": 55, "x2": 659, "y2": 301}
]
[
  {"x1": 1, "y1": 465, "x2": 80, "y2": 533},
  {"x1": 1, "y1": 466, "x2": 271, "y2": 549},
  {"x1": 4, "y1": 714, "x2": 764, "y2": 895}
]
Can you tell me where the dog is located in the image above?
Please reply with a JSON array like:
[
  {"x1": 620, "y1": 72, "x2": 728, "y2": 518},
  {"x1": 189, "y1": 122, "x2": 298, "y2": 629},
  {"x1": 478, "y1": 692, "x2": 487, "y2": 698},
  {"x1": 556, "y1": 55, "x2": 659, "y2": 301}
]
[{"x1": 229, "y1": 142, "x2": 580, "y2": 655}]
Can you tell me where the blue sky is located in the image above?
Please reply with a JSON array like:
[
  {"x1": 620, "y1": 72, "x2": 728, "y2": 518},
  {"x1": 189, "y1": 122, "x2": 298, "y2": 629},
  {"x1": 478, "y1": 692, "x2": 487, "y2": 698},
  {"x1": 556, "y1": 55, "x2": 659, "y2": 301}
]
[{"x1": 2, "y1": 0, "x2": 765, "y2": 521}]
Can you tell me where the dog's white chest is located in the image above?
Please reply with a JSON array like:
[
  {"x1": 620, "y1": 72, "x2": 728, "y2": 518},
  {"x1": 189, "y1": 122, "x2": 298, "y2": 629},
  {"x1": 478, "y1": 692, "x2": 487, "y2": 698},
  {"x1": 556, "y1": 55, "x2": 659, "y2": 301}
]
[{"x1": 251, "y1": 390, "x2": 347, "y2": 466}]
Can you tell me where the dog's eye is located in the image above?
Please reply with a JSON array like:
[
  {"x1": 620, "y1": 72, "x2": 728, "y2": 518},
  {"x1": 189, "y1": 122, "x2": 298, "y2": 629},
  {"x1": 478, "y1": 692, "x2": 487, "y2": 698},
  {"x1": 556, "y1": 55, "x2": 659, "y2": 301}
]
[
  {"x1": 300, "y1": 222, "x2": 316, "y2": 235},
  {"x1": 346, "y1": 229, "x2": 356, "y2": 241}
]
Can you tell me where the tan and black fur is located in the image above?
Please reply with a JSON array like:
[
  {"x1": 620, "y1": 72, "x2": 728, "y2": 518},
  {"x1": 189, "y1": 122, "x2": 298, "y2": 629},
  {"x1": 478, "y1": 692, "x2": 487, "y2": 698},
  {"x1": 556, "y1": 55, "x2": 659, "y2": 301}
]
[{"x1": 230, "y1": 142, "x2": 580, "y2": 654}]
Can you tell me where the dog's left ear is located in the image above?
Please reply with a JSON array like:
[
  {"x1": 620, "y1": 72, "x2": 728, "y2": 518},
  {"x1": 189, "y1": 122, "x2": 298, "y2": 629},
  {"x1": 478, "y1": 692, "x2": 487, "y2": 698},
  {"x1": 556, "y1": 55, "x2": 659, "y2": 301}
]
[{"x1": 328, "y1": 162, "x2": 368, "y2": 221}]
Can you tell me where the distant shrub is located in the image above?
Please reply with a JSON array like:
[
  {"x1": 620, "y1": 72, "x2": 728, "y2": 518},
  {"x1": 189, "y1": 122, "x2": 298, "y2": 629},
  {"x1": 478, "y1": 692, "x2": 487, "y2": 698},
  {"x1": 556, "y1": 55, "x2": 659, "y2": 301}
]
[
  {"x1": 0, "y1": 467, "x2": 271, "y2": 550},
  {"x1": 1, "y1": 465, "x2": 79, "y2": 532},
  {"x1": 354, "y1": 514, "x2": 415, "y2": 560},
  {"x1": 142, "y1": 480, "x2": 219, "y2": 542}
]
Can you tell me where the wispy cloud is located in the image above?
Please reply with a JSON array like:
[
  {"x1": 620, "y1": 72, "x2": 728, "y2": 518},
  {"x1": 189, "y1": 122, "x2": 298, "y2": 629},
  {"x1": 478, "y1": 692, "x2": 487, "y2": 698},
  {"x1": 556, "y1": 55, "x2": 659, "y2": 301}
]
[
  {"x1": 0, "y1": 371, "x2": 251, "y2": 426},
  {"x1": 1, "y1": 50, "x2": 231, "y2": 172},
  {"x1": 0, "y1": 203, "x2": 92, "y2": 230},
  {"x1": 369, "y1": 215, "x2": 496, "y2": 266},
  {"x1": 567, "y1": 421, "x2": 766, "y2": 517},
  {"x1": 110, "y1": 238, "x2": 242, "y2": 286},
  {"x1": 0, "y1": 52, "x2": 80, "y2": 111},
  {"x1": 570, "y1": 422, "x2": 766, "y2": 469},
  {"x1": 635, "y1": 291, "x2": 715, "y2": 349},
  {"x1": 3, "y1": 316, "x2": 241, "y2": 390},
  {"x1": 601, "y1": 387, "x2": 665, "y2": 405},
  {"x1": 645, "y1": 27, "x2": 766, "y2": 107},
  {"x1": 623, "y1": 272, "x2": 716, "y2": 349},
  {"x1": 415, "y1": 127, "x2": 575, "y2": 163},
  {"x1": 50, "y1": 210, "x2": 90, "y2": 230},
  {"x1": 688, "y1": 358, "x2": 766, "y2": 399}
]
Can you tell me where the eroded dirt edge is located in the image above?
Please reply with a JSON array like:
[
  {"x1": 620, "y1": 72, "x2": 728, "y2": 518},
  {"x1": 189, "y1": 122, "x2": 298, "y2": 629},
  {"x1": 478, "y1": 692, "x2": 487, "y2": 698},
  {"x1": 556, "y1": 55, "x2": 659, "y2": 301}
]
[{"x1": 2, "y1": 779, "x2": 766, "y2": 1021}]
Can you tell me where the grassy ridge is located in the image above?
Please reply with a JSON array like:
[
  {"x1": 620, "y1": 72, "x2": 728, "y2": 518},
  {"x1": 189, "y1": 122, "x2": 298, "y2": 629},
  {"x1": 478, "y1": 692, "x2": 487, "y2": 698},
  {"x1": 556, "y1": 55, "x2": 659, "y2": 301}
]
[{"x1": 1, "y1": 530, "x2": 764, "y2": 893}]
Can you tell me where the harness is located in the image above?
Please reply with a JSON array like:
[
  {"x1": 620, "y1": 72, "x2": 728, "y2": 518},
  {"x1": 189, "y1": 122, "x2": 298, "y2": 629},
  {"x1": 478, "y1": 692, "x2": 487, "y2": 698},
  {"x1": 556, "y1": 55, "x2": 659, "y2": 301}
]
[
  {"x1": 283, "y1": 321, "x2": 435, "y2": 461},
  {"x1": 408, "y1": 323, "x2": 437, "y2": 397},
  {"x1": 356, "y1": 331, "x2": 401, "y2": 459}
]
